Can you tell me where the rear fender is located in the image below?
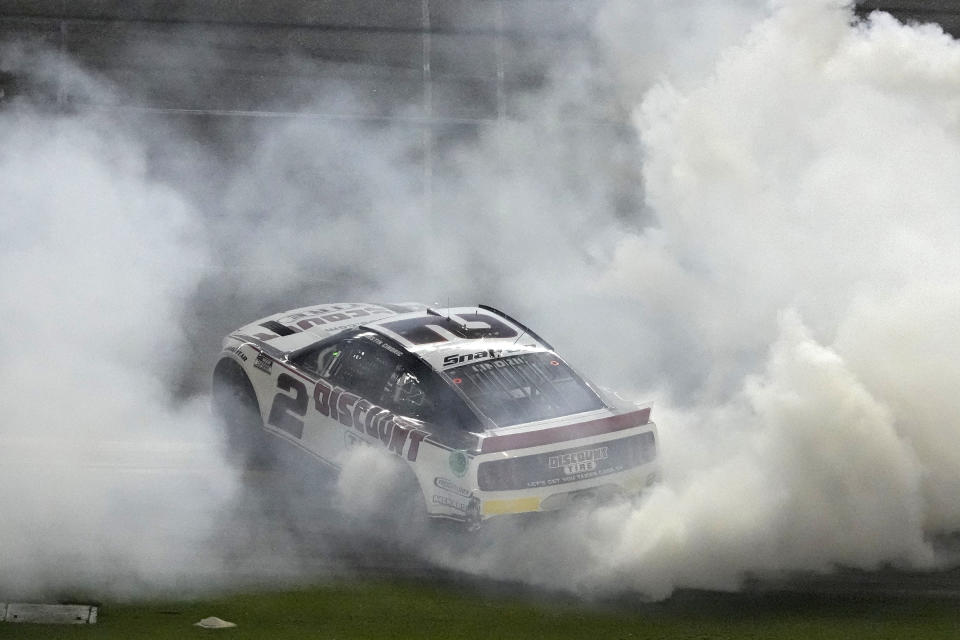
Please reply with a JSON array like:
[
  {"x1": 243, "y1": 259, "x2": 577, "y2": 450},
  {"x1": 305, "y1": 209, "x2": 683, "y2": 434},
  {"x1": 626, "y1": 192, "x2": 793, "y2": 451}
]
[{"x1": 407, "y1": 437, "x2": 478, "y2": 522}]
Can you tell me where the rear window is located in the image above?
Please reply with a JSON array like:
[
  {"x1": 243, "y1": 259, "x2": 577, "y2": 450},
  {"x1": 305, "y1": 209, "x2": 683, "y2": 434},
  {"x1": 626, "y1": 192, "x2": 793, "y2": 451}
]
[{"x1": 444, "y1": 352, "x2": 604, "y2": 427}]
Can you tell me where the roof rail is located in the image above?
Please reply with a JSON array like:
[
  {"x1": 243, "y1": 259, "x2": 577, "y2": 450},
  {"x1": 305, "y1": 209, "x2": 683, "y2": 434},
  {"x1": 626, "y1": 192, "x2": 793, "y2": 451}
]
[{"x1": 477, "y1": 304, "x2": 554, "y2": 351}]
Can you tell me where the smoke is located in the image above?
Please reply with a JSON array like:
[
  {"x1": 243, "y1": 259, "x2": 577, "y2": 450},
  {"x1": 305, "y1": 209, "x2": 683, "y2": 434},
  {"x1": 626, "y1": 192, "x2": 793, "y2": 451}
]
[
  {"x1": 426, "y1": 1, "x2": 960, "y2": 597},
  {"x1": 2, "y1": 0, "x2": 960, "y2": 601},
  {"x1": 0, "y1": 91, "x2": 237, "y2": 595},
  {"x1": 437, "y1": 314, "x2": 932, "y2": 598}
]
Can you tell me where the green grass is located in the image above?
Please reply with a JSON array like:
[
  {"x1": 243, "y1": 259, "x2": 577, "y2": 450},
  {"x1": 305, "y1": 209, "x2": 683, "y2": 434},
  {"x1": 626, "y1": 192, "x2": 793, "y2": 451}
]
[{"x1": 3, "y1": 579, "x2": 960, "y2": 639}]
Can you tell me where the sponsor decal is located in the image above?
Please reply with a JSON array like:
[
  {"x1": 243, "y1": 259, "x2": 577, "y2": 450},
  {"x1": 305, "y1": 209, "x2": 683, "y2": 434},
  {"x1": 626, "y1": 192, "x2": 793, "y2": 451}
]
[
  {"x1": 449, "y1": 450, "x2": 469, "y2": 478},
  {"x1": 314, "y1": 379, "x2": 429, "y2": 462},
  {"x1": 548, "y1": 446, "x2": 608, "y2": 476},
  {"x1": 279, "y1": 304, "x2": 391, "y2": 330},
  {"x1": 443, "y1": 349, "x2": 502, "y2": 368},
  {"x1": 230, "y1": 346, "x2": 248, "y2": 362},
  {"x1": 432, "y1": 494, "x2": 469, "y2": 512},
  {"x1": 267, "y1": 373, "x2": 307, "y2": 438},
  {"x1": 434, "y1": 477, "x2": 473, "y2": 498},
  {"x1": 477, "y1": 432, "x2": 655, "y2": 491},
  {"x1": 364, "y1": 334, "x2": 403, "y2": 356},
  {"x1": 254, "y1": 353, "x2": 273, "y2": 373}
]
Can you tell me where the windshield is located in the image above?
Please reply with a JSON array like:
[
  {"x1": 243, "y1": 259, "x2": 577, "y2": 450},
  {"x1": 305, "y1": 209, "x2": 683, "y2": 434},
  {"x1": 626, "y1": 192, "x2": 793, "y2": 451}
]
[{"x1": 443, "y1": 352, "x2": 605, "y2": 427}]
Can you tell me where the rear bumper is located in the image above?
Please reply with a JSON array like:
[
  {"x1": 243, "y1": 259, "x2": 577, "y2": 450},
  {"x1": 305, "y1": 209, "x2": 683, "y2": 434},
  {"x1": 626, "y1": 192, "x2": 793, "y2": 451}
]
[
  {"x1": 478, "y1": 466, "x2": 659, "y2": 518},
  {"x1": 420, "y1": 413, "x2": 658, "y2": 525},
  {"x1": 473, "y1": 424, "x2": 659, "y2": 519}
]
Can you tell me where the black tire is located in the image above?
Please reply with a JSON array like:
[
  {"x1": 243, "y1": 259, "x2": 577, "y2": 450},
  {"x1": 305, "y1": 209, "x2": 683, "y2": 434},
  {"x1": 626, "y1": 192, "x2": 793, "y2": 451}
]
[
  {"x1": 393, "y1": 470, "x2": 432, "y2": 539},
  {"x1": 336, "y1": 457, "x2": 432, "y2": 546},
  {"x1": 212, "y1": 358, "x2": 275, "y2": 470}
]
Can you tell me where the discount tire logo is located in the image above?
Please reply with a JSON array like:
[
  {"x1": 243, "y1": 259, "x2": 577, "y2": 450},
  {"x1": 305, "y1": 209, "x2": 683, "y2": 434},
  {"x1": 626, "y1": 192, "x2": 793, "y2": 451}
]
[{"x1": 548, "y1": 446, "x2": 608, "y2": 476}]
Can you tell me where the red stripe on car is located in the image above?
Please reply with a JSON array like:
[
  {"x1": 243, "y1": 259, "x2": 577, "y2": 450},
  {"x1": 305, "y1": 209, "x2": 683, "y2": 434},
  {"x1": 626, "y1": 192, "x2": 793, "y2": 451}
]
[{"x1": 479, "y1": 407, "x2": 651, "y2": 454}]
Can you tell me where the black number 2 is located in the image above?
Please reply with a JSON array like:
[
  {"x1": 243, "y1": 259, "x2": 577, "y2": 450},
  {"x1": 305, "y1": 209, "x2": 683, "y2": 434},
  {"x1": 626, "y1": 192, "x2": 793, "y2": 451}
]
[{"x1": 267, "y1": 373, "x2": 307, "y2": 438}]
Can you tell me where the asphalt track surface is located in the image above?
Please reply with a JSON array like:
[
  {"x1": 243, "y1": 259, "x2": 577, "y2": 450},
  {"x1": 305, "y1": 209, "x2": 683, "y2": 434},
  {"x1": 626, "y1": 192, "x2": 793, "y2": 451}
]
[
  {"x1": 239, "y1": 451, "x2": 960, "y2": 603},
  {"x1": 59, "y1": 433, "x2": 960, "y2": 603}
]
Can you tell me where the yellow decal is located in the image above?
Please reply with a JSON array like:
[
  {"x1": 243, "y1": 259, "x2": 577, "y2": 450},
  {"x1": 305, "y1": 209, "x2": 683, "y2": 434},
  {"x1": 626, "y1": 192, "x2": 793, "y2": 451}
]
[{"x1": 482, "y1": 497, "x2": 541, "y2": 516}]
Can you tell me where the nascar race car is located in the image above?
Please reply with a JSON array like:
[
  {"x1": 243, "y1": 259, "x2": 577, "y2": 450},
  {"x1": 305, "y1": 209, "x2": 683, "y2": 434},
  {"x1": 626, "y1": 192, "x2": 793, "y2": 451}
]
[{"x1": 213, "y1": 302, "x2": 658, "y2": 527}]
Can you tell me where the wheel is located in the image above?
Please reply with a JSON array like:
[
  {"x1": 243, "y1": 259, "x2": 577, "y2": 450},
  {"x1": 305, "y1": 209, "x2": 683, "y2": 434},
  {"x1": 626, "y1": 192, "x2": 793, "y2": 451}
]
[
  {"x1": 212, "y1": 358, "x2": 275, "y2": 470},
  {"x1": 334, "y1": 447, "x2": 431, "y2": 544}
]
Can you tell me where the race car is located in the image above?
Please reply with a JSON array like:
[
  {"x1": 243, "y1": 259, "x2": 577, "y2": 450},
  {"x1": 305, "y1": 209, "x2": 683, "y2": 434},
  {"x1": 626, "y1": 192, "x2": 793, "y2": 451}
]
[{"x1": 212, "y1": 302, "x2": 658, "y2": 527}]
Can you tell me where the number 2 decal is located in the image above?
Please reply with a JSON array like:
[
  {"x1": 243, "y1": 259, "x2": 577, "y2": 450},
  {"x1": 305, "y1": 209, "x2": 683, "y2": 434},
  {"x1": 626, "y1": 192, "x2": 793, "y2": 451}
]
[{"x1": 268, "y1": 373, "x2": 308, "y2": 438}]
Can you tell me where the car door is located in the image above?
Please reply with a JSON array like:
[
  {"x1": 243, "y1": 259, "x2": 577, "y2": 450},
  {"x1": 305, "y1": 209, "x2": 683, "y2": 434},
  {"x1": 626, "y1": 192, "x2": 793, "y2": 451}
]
[
  {"x1": 270, "y1": 332, "x2": 405, "y2": 467},
  {"x1": 378, "y1": 357, "x2": 480, "y2": 448},
  {"x1": 373, "y1": 357, "x2": 485, "y2": 518},
  {"x1": 266, "y1": 330, "x2": 477, "y2": 474}
]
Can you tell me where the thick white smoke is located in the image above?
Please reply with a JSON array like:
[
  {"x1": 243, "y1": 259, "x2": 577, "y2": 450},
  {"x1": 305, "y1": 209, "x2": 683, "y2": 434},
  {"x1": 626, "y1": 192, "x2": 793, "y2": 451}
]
[
  {"x1": 0, "y1": 101, "x2": 238, "y2": 595},
  {"x1": 3, "y1": 0, "x2": 960, "y2": 601},
  {"x1": 427, "y1": 1, "x2": 960, "y2": 597}
]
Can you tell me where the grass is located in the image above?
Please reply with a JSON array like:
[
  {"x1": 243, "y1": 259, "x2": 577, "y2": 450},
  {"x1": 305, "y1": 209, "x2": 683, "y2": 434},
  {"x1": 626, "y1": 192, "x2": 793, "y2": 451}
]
[{"x1": 3, "y1": 579, "x2": 960, "y2": 639}]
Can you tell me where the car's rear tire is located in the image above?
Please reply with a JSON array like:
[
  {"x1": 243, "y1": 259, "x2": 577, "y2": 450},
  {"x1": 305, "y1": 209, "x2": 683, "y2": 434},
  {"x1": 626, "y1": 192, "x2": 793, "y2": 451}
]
[{"x1": 212, "y1": 358, "x2": 275, "y2": 470}]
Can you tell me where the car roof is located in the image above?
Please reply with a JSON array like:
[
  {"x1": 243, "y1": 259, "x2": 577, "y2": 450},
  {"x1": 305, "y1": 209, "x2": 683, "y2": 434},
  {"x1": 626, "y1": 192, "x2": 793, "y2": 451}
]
[
  {"x1": 236, "y1": 302, "x2": 426, "y2": 344},
  {"x1": 235, "y1": 302, "x2": 553, "y2": 372},
  {"x1": 365, "y1": 306, "x2": 552, "y2": 373}
]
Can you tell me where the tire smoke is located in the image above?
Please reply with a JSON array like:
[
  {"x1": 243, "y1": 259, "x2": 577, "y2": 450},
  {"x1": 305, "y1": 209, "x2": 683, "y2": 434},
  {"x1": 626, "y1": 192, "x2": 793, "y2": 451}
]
[{"x1": 2, "y1": 0, "x2": 960, "y2": 600}]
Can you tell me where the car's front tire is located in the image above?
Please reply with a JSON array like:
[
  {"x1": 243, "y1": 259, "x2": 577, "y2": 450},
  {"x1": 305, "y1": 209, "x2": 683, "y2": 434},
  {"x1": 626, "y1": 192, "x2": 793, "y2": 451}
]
[{"x1": 212, "y1": 358, "x2": 275, "y2": 470}]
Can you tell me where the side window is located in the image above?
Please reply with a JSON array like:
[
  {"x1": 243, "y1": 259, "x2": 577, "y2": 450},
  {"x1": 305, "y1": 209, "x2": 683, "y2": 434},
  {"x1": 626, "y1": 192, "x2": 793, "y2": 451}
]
[
  {"x1": 383, "y1": 366, "x2": 431, "y2": 421},
  {"x1": 293, "y1": 342, "x2": 343, "y2": 378},
  {"x1": 327, "y1": 338, "x2": 400, "y2": 400},
  {"x1": 291, "y1": 333, "x2": 481, "y2": 434},
  {"x1": 381, "y1": 359, "x2": 481, "y2": 432}
]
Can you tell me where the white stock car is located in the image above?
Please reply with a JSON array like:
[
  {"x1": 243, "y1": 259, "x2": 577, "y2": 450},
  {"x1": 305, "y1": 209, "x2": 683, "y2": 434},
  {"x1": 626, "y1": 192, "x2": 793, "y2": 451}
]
[{"x1": 212, "y1": 302, "x2": 658, "y2": 527}]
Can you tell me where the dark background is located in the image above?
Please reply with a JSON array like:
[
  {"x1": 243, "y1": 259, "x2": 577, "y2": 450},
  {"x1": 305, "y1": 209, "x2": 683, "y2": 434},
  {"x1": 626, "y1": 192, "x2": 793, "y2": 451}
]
[
  {"x1": 1, "y1": 1, "x2": 954, "y2": 139},
  {"x1": 1, "y1": 1, "x2": 952, "y2": 223},
  {"x1": 1, "y1": 0, "x2": 956, "y2": 392}
]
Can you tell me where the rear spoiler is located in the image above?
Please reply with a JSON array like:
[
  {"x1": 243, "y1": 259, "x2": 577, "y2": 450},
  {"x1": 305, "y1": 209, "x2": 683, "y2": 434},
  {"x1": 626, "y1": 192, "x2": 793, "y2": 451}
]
[
  {"x1": 478, "y1": 304, "x2": 554, "y2": 351},
  {"x1": 478, "y1": 407, "x2": 651, "y2": 454}
]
